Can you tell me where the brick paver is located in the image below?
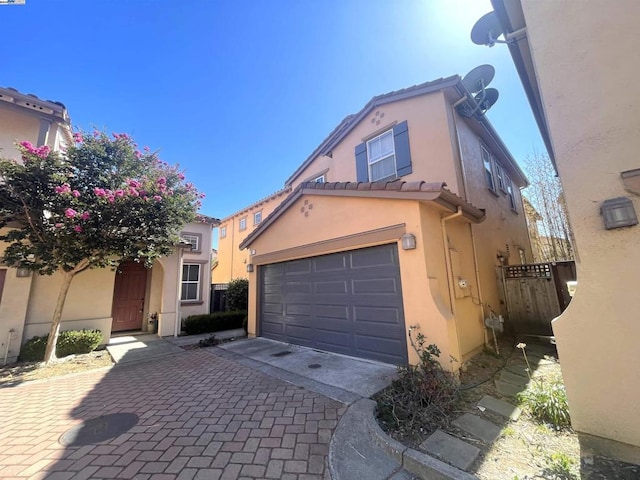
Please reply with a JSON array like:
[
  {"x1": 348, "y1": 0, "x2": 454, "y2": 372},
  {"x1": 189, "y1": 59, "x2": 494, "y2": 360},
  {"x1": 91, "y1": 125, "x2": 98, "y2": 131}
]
[{"x1": 0, "y1": 349, "x2": 346, "y2": 479}]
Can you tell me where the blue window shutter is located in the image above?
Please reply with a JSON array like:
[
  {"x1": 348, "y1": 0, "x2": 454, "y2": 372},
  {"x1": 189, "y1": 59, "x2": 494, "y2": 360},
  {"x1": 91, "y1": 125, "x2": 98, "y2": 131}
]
[
  {"x1": 394, "y1": 121, "x2": 412, "y2": 177},
  {"x1": 355, "y1": 143, "x2": 368, "y2": 182}
]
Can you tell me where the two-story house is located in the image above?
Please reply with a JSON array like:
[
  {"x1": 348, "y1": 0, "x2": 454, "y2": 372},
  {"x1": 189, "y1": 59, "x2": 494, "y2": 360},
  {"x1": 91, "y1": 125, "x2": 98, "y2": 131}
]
[
  {"x1": 0, "y1": 87, "x2": 217, "y2": 364},
  {"x1": 217, "y1": 75, "x2": 531, "y2": 367}
]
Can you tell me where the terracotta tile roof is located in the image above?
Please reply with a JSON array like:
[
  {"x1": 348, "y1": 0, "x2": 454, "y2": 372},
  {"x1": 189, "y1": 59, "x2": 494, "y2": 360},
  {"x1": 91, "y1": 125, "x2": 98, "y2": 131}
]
[
  {"x1": 0, "y1": 86, "x2": 70, "y2": 122},
  {"x1": 219, "y1": 186, "x2": 292, "y2": 223},
  {"x1": 239, "y1": 180, "x2": 485, "y2": 250}
]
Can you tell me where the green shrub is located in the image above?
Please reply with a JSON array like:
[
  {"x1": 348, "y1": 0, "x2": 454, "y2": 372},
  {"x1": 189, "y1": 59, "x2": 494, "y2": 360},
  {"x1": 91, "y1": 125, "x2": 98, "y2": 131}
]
[
  {"x1": 20, "y1": 329, "x2": 103, "y2": 362},
  {"x1": 183, "y1": 310, "x2": 247, "y2": 335},
  {"x1": 518, "y1": 378, "x2": 571, "y2": 428},
  {"x1": 226, "y1": 278, "x2": 248, "y2": 311}
]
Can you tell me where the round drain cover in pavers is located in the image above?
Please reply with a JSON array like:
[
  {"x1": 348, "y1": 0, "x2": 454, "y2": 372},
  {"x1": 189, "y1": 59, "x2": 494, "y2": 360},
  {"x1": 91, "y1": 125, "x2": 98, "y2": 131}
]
[
  {"x1": 308, "y1": 363, "x2": 322, "y2": 369},
  {"x1": 59, "y1": 413, "x2": 139, "y2": 447}
]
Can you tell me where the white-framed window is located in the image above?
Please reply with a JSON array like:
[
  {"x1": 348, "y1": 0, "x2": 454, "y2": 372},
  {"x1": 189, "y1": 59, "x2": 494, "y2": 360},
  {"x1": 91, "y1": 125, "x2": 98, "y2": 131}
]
[
  {"x1": 518, "y1": 248, "x2": 527, "y2": 264},
  {"x1": 239, "y1": 217, "x2": 247, "y2": 231},
  {"x1": 181, "y1": 263, "x2": 201, "y2": 301},
  {"x1": 495, "y1": 162, "x2": 507, "y2": 193},
  {"x1": 220, "y1": 226, "x2": 227, "y2": 238},
  {"x1": 505, "y1": 174, "x2": 517, "y2": 211},
  {"x1": 481, "y1": 145, "x2": 496, "y2": 192},
  {"x1": 181, "y1": 233, "x2": 200, "y2": 252},
  {"x1": 367, "y1": 129, "x2": 396, "y2": 181},
  {"x1": 313, "y1": 174, "x2": 325, "y2": 183},
  {"x1": 254, "y1": 211, "x2": 262, "y2": 225}
]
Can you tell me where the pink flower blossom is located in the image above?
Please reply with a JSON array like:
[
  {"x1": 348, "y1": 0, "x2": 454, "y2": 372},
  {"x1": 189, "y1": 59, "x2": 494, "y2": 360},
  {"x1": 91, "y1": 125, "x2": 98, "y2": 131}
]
[
  {"x1": 74, "y1": 225, "x2": 83, "y2": 233},
  {"x1": 94, "y1": 187, "x2": 106, "y2": 197},
  {"x1": 107, "y1": 196, "x2": 115, "y2": 203},
  {"x1": 115, "y1": 189, "x2": 124, "y2": 198},
  {"x1": 36, "y1": 145, "x2": 51, "y2": 158},
  {"x1": 153, "y1": 195, "x2": 162, "y2": 202},
  {"x1": 128, "y1": 179, "x2": 141, "y2": 188},
  {"x1": 135, "y1": 150, "x2": 142, "y2": 159},
  {"x1": 72, "y1": 190, "x2": 80, "y2": 198},
  {"x1": 55, "y1": 223, "x2": 63, "y2": 228},
  {"x1": 178, "y1": 173, "x2": 185, "y2": 180},
  {"x1": 55, "y1": 184, "x2": 71, "y2": 194},
  {"x1": 65, "y1": 208, "x2": 77, "y2": 218},
  {"x1": 144, "y1": 146, "x2": 150, "y2": 152},
  {"x1": 80, "y1": 211, "x2": 90, "y2": 220},
  {"x1": 157, "y1": 177, "x2": 166, "y2": 185},
  {"x1": 73, "y1": 132, "x2": 83, "y2": 143}
]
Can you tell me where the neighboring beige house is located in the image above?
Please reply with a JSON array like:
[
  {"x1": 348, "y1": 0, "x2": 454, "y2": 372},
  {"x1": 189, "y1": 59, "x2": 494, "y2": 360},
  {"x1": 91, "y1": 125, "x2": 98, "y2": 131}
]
[
  {"x1": 0, "y1": 87, "x2": 217, "y2": 364},
  {"x1": 489, "y1": 0, "x2": 640, "y2": 462},
  {"x1": 218, "y1": 76, "x2": 532, "y2": 367}
]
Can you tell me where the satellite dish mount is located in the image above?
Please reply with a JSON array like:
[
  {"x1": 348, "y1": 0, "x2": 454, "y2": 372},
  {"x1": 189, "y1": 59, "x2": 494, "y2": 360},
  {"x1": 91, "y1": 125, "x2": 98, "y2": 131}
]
[{"x1": 471, "y1": 11, "x2": 527, "y2": 47}]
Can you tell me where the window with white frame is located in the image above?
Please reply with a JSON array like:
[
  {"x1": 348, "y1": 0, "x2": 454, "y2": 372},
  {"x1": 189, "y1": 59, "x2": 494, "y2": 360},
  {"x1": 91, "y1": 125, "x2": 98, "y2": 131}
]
[
  {"x1": 239, "y1": 217, "x2": 247, "y2": 231},
  {"x1": 254, "y1": 211, "x2": 262, "y2": 225},
  {"x1": 220, "y1": 226, "x2": 227, "y2": 238},
  {"x1": 181, "y1": 233, "x2": 200, "y2": 252},
  {"x1": 313, "y1": 174, "x2": 325, "y2": 183},
  {"x1": 481, "y1": 145, "x2": 496, "y2": 192},
  {"x1": 495, "y1": 162, "x2": 507, "y2": 193},
  {"x1": 367, "y1": 129, "x2": 396, "y2": 181},
  {"x1": 181, "y1": 263, "x2": 201, "y2": 301},
  {"x1": 506, "y1": 174, "x2": 517, "y2": 211}
]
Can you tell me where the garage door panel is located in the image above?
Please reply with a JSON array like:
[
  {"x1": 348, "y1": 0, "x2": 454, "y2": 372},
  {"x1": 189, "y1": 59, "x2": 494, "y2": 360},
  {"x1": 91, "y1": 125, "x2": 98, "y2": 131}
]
[
  {"x1": 314, "y1": 254, "x2": 347, "y2": 272},
  {"x1": 259, "y1": 244, "x2": 407, "y2": 365},
  {"x1": 352, "y1": 278, "x2": 400, "y2": 294},
  {"x1": 315, "y1": 281, "x2": 348, "y2": 294}
]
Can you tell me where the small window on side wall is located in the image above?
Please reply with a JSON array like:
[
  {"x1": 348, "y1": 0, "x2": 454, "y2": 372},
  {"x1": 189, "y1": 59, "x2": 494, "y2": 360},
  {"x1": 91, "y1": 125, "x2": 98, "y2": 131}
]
[
  {"x1": 181, "y1": 233, "x2": 200, "y2": 252},
  {"x1": 220, "y1": 226, "x2": 227, "y2": 238},
  {"x1": 506, "y1": 174, "x2": 517, "y2": 211},
  {"x1": 481, "y1": 145, "x2": 496, "y2": 192},
  {"x1": 239, "y1": 217, "x2": 247, "y2": 231},
  {"x1": 254, "y1": 211, "x2": 262, "y2": 225},
  {"x1": 313, "y1": 175, "x2": 325, "y2": 183},
  {"x1": 495, "y1": 163, "x2": 507, "y2": 193}
]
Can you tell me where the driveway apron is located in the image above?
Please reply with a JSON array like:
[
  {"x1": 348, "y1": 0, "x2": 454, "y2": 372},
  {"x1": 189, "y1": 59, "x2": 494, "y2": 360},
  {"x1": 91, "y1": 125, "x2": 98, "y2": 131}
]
[{"x1": 0, "y1": 349, "x2": 346, "y2": 479}]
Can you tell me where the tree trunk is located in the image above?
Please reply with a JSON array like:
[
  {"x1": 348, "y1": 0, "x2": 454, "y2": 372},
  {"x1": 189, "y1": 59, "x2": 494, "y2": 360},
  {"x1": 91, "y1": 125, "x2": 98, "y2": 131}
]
[{"x1": 43, "y1": 270, "x2": 75, "y2": 364}]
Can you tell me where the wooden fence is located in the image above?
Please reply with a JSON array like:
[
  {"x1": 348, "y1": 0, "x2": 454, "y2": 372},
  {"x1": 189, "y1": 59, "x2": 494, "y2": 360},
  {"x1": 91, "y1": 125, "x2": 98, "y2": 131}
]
[{"x1": 498, "y1": 261, "x2": 576, "y2": 336}]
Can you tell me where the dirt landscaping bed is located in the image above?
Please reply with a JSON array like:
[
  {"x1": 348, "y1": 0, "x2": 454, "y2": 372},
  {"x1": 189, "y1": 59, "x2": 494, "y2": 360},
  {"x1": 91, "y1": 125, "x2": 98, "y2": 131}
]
[
  {"x1": 375, "y1": 337, "x2": 640, "y2": 479},
  {"x1": 0, "y1": 349, "x2": 113, "y2": 387}
]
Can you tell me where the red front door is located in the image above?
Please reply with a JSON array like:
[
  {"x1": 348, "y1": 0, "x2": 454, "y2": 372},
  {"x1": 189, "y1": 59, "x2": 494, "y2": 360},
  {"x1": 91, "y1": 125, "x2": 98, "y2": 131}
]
[{"x1": 112, "y1": 261, "x2": 148, "y2": 332}]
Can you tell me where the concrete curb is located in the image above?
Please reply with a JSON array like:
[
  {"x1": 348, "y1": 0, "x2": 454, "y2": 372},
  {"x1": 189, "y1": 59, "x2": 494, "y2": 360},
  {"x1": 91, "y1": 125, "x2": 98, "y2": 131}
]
[{"x1": 329, "y1": 398, "x2": 478, "y2": 480}]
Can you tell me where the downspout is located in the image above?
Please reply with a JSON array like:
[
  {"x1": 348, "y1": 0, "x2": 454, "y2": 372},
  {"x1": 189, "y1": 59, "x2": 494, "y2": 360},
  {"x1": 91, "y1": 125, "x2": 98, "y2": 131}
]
[
  {"x1": 174, "y1": 247, "x2": 184, "y2": 338},
  {"x1": 451, "y1": 95, "x2": 489, "y2": 347},
  {"x1": 442, "y1": 207, "x2": 464, "y2": 362}
]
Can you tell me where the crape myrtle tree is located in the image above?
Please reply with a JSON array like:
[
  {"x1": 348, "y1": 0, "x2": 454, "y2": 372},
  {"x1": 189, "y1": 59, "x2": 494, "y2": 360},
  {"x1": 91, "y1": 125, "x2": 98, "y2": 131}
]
[{"x1": 0, "y1": 131, "x2": 204, "y2": 363}]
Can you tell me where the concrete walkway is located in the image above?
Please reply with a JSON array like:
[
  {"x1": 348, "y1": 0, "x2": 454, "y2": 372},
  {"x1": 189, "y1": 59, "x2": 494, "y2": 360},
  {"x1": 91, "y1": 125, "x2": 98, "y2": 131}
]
[{"x1": 106, "y1": 333, "x2": 186, "y2": 364}]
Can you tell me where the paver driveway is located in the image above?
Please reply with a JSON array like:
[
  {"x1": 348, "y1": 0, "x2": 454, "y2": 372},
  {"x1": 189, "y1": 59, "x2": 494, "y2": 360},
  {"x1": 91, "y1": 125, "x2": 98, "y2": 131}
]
[{"x1": 0, "y1": 349, "x2": 346, "y2": 479}]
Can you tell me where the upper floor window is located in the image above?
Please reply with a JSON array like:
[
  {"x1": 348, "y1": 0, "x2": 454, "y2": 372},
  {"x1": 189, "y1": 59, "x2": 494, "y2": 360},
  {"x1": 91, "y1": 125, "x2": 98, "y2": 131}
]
[
  {"x1": 367, "y1": 130, "x2": 396, "y2": 181},
  {"x1": 506, "y1": 174, "x2": 517, "y2": 211},
  {"x1": 181, "y1": 233, "x2": 200, "y2": 252},
  {"x1": 313, "y1": 174, "x2": 325, "y2": 183},
  {"x1": 355, "y1": 121, "x2": 412, "y2": 182},
  {"x1": 481, "y1": 145, "x2": 496, "y2": 192},
  {"x1": 220, "y1": 226, "x2": 227, "y2": 238},
  {"x1": 181, "y1": 263, "x2": 201, "y2": 301},
  {"x1": 495, "y1": 162, "x2": 507, "y2": 193},
  {"x1": 239, "y1": 217, "x2": 247, "y2": 231},
  {"x1": 254, "y1": 211, "x2": 262, "y2": 225}
]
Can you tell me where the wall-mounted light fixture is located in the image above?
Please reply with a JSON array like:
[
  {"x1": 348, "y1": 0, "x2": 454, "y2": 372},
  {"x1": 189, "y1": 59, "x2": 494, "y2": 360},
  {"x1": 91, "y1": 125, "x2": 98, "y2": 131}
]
[
  {"x1": 601, "y1": 197, "x2": 638, "y2": 230},
  {"x1": 401, "y1": 233, "x2": 417, "y2": 250},
  {"x1": 246, "y1": 263, "x2": 254, "y2": 273},
  {"x1": 16, "y1": 267, "x2": 31, "y2": 278}
]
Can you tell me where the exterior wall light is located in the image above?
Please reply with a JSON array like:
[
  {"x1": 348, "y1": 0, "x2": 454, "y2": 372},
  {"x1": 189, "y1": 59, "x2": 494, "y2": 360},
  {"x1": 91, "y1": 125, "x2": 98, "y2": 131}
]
[
  {"x1": 601, "y1": 197, "x2": 638, "y2": 230},
  {"x1": 401, "y1": 233, "x2": 417, "y2": 250},
  {"x1": 16, "y1": 267, "x2": 31, "y2": 277},
  {"x1": 246, "y1": 263, "x2": 254, "y2": 273}
]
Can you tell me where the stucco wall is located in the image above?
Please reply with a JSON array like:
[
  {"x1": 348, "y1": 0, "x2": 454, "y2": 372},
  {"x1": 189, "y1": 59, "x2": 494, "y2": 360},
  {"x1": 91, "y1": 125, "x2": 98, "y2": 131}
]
[
  {"x1": 23, "y1": 268, "x2": 115, "y2": 346},
  {"x1": 245, "y1": 193, "x2": 482, "y2": 368},
  {"x1": 521, "y1": 0, "x2": 640, "y2": 452},
  {"x1": 215, "y1": 190, "x2": 290, "y2": 283}
]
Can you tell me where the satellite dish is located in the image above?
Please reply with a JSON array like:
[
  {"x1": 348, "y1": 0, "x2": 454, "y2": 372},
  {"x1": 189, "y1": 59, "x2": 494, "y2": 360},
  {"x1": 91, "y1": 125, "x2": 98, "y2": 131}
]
[
  {"x1": 474, "y1": 88, "x2": 499, "y2": 113},
  {"x1": 462, "y1": 64, "x2": 495, "y2": 94},
  {"x1": 471, "y1": 11, "x2": 504, "y2": 46}
]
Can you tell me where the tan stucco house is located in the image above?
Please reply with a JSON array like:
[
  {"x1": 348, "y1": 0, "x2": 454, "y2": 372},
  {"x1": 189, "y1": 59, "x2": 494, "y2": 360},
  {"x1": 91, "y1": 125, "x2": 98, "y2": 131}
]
[
  {"x1": 217, "y1": 76, "x2": 532, "y2": 367},
  {"x1": 0, "y1": 87, "x2": 217, "y2": 364},
  {"x1": 488, "y1": 0, "x2": 640, "y2": 462}
]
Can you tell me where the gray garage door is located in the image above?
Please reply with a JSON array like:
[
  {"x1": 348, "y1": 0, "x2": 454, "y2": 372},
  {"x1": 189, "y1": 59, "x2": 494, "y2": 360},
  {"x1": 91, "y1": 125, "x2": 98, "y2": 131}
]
[{"x1": 259, "y1": 244, "x2": 408, "y2": 365}]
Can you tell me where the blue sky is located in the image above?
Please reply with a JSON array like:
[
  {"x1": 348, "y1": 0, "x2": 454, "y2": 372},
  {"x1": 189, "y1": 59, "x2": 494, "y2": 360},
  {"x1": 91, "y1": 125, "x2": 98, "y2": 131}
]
[{"x1": 2, "y1": 0, "x2": 544, "y2": 223}]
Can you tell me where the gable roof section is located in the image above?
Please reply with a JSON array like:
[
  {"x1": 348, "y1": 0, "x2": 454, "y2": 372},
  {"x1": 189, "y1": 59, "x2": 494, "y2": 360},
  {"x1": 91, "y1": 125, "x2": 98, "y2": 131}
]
[
  {"x1": 220, "y1": 186, "x2": 292, "y2": 223},
  {"x1": 284, "y1": 75, "x2": 528, "y2": 188},
  {"x1": 284, "y1": 76, "x2": 461, "y2": 186},
  {"x1": 0, "y1": 86, "x2": 70, "y2": 123},
  {"x1": 239, "y1": 180, "x2": 485, "y2": 250}
]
